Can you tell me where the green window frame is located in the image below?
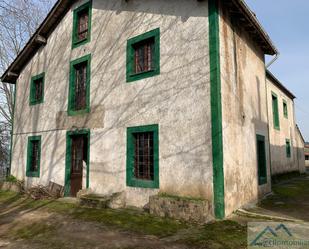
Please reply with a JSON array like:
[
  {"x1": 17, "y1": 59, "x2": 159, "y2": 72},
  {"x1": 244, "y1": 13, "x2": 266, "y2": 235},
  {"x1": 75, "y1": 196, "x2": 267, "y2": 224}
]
[
  {"x1": 29, "y1": 73, "x2": 45, "y2": 105},
  {"x1": 26, "y1": 136, "x2": 41, "y2": 178},
  {"x1": 126, "y1": 124, "x2": 159, "y2": 189},
  {"x1": 271, "y1": 92, "x2": 280, "y2": 130},
  {"x1": 126, "y1": 28, "x2": 160, "y2": 83},
  {"x1": 256, "y1": 134, "x2": 267, "y2": 185},
  {"x1": 68, "y1": 54, "x2": 91, "y2": 116},
  {"x1": 72, "y1": 1, "x2": 92, "y2": 49},
  {"x1": 283, "y1": 100, "x2": 288, "y2": 118},
  {"x1": 286, "y1": 139, "x2": 291, "y2": 158}
]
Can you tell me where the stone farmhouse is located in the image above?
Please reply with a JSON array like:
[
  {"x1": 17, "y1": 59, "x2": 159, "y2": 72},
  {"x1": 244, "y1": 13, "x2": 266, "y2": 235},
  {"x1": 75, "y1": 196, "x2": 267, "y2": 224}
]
[{"x1": 1, "y1": 0, "x2": 305, "y2": 220}]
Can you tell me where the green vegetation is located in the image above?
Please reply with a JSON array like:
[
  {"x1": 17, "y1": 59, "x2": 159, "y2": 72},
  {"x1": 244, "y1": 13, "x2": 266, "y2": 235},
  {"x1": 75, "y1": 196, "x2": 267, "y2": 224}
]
[
  {"x1": 5, "y1": 175, "x2": 18, "y2": 182},
  {"x1": 183, "y1": 220, "x2": 247, "y2": 249},
  {"x1": 10, "y1": 222, "x2": 56, "y2": 240},
  {"x1": 0, "y1": 190, "x2": 248, "y2": 248}
]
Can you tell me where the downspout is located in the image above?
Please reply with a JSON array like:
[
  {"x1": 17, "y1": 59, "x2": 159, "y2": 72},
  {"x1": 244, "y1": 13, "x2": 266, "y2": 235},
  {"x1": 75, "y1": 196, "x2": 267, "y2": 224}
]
[
  {"x1": 265, "y1": 53, "x2": 279, "y2": 183},
  {"x1": 266, "y1": 52, "x2": 280, "y2": 68}
]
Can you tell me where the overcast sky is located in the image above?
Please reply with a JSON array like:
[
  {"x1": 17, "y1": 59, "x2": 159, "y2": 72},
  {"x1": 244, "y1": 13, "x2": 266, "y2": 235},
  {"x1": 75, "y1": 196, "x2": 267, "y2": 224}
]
[{"x1": 245, "y1": 0, "x2": 309, "y2": 141}]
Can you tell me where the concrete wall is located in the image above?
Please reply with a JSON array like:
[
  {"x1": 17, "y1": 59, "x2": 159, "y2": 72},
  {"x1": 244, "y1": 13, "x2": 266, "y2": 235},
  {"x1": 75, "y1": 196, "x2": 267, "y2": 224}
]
[
  {"x1": 219, "y1": 4, "x2": 271, "y2": 216},
  {"x1": 266, "y1": 78, "x2": 301, "y2": 175},
  {"x1": 11, "y1": 0, "x2": 214, "y2": 210}
]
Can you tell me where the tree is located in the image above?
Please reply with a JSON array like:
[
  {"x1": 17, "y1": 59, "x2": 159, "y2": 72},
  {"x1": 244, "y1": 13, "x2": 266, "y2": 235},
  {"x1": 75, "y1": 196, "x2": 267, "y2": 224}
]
[{"x1": 0, "y1": 0, "x2": 55, "y2": 175}]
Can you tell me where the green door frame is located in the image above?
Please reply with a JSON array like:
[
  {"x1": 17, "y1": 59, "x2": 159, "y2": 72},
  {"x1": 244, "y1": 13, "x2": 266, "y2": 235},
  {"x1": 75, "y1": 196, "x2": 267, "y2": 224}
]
[{"x1": 65, "y1": 129, "x2": 90, "y2": 196}]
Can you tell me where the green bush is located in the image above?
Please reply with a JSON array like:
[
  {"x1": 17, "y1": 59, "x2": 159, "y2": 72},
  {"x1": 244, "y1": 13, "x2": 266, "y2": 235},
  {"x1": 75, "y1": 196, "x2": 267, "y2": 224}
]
[{"x1": 6, "y1": 175, "x2": 17, "y2": 183}]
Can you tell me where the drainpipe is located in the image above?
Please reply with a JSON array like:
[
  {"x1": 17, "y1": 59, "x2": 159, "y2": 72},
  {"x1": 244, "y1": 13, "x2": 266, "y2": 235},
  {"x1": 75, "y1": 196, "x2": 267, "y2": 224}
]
[
  {"x1": 266, "y1": 52, "x2": 280, "y2": 69},
  {"x1": 265, "y1": 52, "x2": 279, "y2": 186}
]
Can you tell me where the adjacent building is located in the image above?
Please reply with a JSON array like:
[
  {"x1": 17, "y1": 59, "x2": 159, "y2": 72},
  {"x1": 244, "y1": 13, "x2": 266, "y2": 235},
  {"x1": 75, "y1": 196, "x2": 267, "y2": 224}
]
[
  {"x1": 305, "y1": 143, "x2": 309, "y2": 168},
  {"x1": 0, "y1": 0, "x2": 305, "y2": 220},
  {"x1": 266, "y1": 71, "x2": 306, "y2": 175}
]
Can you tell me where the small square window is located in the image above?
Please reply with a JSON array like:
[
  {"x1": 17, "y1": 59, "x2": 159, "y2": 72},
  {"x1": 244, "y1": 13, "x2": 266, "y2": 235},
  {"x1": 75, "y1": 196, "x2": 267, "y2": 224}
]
[
  {"x1": 127, "y1": 125, "x2": 159, "y2": 188},
  {"x1": 30, "y1": 73, "x2": 45, "y2": 105},
  {"x1": 26, "y1": 136, "x2": 41, "y2": 178},
  {"x1": 127, "y1": 28, "x2": 160, "y2": 82},
  {"x1": 283, "y1": 100, "x2": 288, "y2": 118},
  {"x1": 68, "y1": 54, "x2": 91, "y2": 116},
  {"x1": 72, "y1": 1, "x2": 92, "y2": 48}
]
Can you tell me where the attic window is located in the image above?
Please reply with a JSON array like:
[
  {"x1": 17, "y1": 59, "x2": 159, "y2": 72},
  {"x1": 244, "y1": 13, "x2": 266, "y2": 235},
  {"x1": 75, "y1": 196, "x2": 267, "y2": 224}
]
[{"x1": 72, "y1": 1, "x2": 92, "y2": 48}]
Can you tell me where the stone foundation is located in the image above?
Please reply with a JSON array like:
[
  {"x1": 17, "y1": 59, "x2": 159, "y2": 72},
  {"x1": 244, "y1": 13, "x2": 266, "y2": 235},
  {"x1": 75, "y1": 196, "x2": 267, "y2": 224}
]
[{"x1": 149, "y1": 195, "x2": 211, "y2": 224}]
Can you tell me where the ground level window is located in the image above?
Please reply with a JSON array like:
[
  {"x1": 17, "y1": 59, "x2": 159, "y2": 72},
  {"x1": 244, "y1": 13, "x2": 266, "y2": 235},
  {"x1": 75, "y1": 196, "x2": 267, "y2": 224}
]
[
  {"x1": 256, "y1": 135, "x2": 267, "y2": 185},
  {"x1": 127, "y1": 124, "x2": 159, "y2": 188},
  {"x1": 286, "y1": 139, "x2": 291, "y2": 158},
  {"x1": 26, "y1": 136, "x2": 41, "y2": 177}
]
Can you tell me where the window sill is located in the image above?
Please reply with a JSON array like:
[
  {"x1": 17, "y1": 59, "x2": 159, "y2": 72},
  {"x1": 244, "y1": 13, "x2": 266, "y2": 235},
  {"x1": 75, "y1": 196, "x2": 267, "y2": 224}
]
[
  {"x1": 30, "y1": 100, "x2": 44, "y2": 106},
  {"x1": 26, "y1": 171, "x2": 40, "y2": 178},
  {"x1": 126, "y1": 68, "x2": 159, "y2": 83},
  {"x1": 72, "y1": 36, "x2": 90, "y2": 49},
  {"x1": 68, "y1": 107, "x2": 90, "y2": 117},
  {"x1": 127, "y1": 177, "x2": 159, "y2": 189}
]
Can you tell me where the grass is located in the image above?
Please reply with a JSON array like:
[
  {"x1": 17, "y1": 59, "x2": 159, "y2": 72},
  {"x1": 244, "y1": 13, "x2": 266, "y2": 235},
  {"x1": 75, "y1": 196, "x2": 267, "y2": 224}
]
[
  {"x1": 0, "y1": 190, "x2": 248, "y2": 248},
  {"x1": 10, "y1": 222, "x2": 56, "y2": 240},
  {"x1": 184, "y1": 220, "x2": 247, "y2": 248}
]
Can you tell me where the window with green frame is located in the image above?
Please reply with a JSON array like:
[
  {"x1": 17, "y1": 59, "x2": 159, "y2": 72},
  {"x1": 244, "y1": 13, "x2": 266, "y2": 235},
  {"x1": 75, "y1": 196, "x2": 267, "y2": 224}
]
[
  {"x1": 126, "y1": 124, "x2": 159, "y2": 189},
  {"x1": 29, "y1": 73, "x2": 45, "y2": 105},
  {"x1": 126, "y1": 28, "x2": 160, "y2": 82},
  {"x1": 26, "y1": 136, "x2": 41, "y2": 178},
  {"x1": 256, "y1": 135, "x2": 267, "y2": 185},
  {"x1": 72, "y1": 1, "x2": 92, "y2": 49},
  {"x1": 272, "y1": 92, "x2": 280, "y2": 130},
  {"x1": 283, "y1": 100, "x2": 288, "y2": 118},
  {"x1": 286, "y1": 139, "x2": 291, "y2": 158},
  {"x1": 68, "y1": 54, "x2": 91, "y2": 116}
]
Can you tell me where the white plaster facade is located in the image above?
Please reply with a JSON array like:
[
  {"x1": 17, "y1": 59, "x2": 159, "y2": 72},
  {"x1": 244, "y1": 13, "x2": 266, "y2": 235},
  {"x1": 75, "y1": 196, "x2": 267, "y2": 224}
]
[
  {"x1": 6, "y1": 0, "x2": 305, "y2": 219},
  {"x1": 11, "y1": 0, "x2": 214, "y2": 210}
]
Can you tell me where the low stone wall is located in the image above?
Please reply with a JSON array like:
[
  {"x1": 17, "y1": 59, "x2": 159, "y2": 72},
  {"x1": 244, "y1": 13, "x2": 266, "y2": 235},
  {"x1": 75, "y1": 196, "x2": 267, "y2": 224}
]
[
  {"x1": 0, "y1": 181, "x2": 22, "y2": 192},
  {"x1": 149, "y1": 195, "x2": 211, "y2": 224}
]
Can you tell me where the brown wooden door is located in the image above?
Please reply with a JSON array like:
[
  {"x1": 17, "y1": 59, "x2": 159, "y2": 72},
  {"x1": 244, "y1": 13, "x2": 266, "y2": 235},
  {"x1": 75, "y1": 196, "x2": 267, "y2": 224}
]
[{"x1": 70, "y1": 136, "x2": 84, "y2": 197}]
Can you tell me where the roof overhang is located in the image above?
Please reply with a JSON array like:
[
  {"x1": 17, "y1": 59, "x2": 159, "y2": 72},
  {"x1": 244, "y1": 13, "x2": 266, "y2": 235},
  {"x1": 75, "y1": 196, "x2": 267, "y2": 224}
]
[
  {"x1": 1, "y1": 0, "x2": 72, "y2": 84},
  {"x1": 266, "y1": 70, "x2": 296, "y2": 100},
  {"x1": 222, "y1": 0, "x2": 278, "y2": 56},
  {"x1": 1, "y1": 0, "x2": 278, "y2": 84}
]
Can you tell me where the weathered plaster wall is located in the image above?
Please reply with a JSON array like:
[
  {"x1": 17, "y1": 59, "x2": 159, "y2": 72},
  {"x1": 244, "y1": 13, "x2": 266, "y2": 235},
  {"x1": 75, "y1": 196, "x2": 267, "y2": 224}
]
[
  {"x1": 11, "y1": 0, "x2": 213, "y2": 210},
  {"x1": 294, "y1": 128, "x2": 306, "y2": 173},
  {"x1": 266, "y1": 79, "x2": 302, "y2": 174},
  {"x1": 219, "y1": 4, "x2": 271, "y2": 216}
]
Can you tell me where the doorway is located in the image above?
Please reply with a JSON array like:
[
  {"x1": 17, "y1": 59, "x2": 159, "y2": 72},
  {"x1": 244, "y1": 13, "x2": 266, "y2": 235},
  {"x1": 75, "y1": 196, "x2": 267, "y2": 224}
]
[{"x1": 65, "y1": 130, "x2": 90, "y2": 197}]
